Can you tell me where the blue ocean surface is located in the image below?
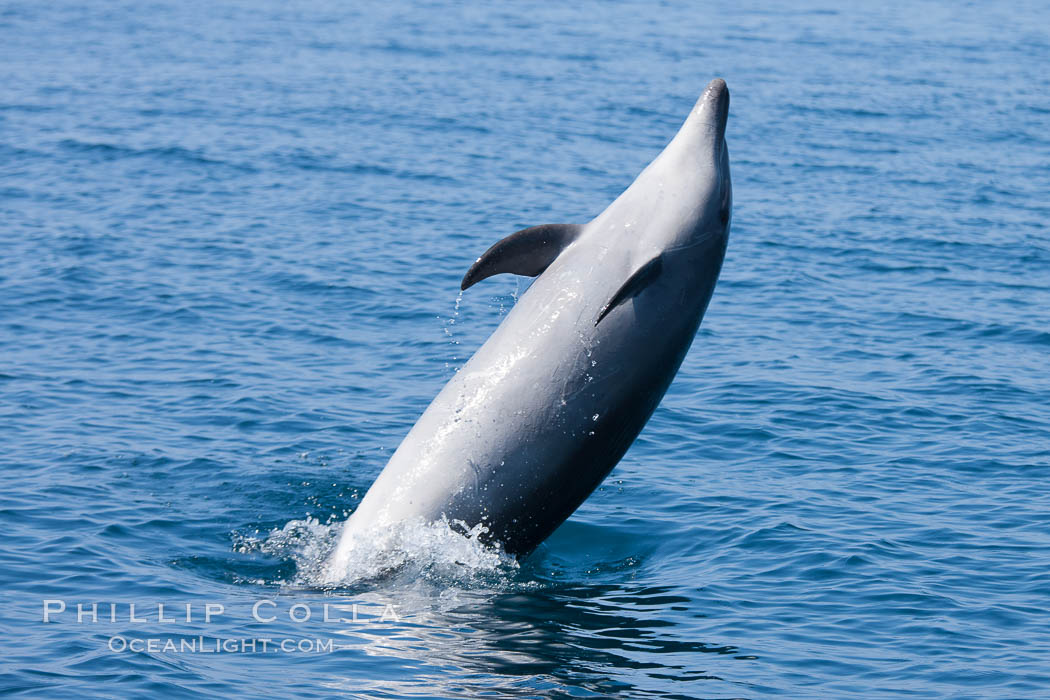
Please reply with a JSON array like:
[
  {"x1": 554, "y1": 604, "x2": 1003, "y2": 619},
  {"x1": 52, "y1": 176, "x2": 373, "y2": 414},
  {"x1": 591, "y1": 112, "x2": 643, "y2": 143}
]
[{"x1": 2, "y1": 1, "x2": 1049, "y2": 697}]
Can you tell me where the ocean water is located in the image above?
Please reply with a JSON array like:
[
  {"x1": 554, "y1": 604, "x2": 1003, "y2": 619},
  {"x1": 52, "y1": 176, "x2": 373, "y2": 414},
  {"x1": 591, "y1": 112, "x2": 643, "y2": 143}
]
[{"x1": 2, "y1": 0, "x2": 1049, "y2": 697}]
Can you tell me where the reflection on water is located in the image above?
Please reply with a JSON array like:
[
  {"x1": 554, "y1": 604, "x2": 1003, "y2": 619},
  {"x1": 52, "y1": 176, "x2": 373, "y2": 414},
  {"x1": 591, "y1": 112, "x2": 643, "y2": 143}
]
[
  {"x1": 326, "y1": 580, "x2": 741, "y2": 698},
  {"x1": 227, "y1": 500, "x2": 749, "y2": 696}
]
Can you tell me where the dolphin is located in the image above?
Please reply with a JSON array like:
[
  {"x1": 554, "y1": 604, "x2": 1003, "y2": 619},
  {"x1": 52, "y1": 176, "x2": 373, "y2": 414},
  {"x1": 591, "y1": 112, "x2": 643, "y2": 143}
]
[{"x1": 326, "y1": 79, "x2": 731, "y2": 581}]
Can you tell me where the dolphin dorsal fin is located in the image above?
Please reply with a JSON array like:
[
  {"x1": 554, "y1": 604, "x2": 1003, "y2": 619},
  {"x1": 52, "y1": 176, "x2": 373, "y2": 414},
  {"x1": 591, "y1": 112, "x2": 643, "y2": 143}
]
[
  {"x1": 461, "y1": 224, "x2": 583, "y2": 291},
  {"x1": 595, "y1": 254, "x2": 664, "y2": 325}
]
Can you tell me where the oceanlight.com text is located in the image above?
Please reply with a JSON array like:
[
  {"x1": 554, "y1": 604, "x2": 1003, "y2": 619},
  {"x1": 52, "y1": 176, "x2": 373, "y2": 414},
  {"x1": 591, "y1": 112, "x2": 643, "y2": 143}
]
[{"x1": 108, "y1": 636, "x2": 338, "y2": 654}]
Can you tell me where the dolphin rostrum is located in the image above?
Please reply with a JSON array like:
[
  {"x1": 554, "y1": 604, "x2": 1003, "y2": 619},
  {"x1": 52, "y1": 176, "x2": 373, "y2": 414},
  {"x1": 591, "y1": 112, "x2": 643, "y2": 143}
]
[{"x1": 326, "y1": 79, "x2": 732, "y2": 580}]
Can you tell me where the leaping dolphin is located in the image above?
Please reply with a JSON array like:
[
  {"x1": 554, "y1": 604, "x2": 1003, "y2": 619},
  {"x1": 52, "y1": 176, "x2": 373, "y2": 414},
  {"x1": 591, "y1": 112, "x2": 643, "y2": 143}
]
[{"x1": 326, "y1": 79, "x2": 732, "y2": 581}]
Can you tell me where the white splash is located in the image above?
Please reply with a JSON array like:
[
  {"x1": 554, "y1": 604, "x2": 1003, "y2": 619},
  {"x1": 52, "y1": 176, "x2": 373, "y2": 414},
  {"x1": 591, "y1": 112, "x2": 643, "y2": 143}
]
[{"x1": 238, "y1": 515, "x2": 518, "y2": 589}]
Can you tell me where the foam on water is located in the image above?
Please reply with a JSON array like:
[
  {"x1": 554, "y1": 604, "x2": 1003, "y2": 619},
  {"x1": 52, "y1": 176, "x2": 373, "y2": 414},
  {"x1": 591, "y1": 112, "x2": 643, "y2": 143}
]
[{"x1": 236, "y1": 515, "x2": 519, "y2": 590}]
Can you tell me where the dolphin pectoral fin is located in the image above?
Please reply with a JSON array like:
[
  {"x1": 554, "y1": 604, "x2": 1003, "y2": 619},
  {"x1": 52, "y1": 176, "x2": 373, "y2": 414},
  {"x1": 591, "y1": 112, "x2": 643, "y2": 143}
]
[
  {"x1": 461, "y1": 224, "x2": 583, "y2": 291},
  {"x1": 595, "y1": 254, "x2": 664, "y2": 326}
]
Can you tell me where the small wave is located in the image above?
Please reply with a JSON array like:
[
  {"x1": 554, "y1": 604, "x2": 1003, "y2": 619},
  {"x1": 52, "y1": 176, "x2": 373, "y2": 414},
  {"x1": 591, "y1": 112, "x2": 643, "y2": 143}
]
[
  {"x1": 235, "y1": 516, "x2": 519, "y2": 590},
  {"x1": 55, "y1": 138, "x2": 255, "y2": 172}
]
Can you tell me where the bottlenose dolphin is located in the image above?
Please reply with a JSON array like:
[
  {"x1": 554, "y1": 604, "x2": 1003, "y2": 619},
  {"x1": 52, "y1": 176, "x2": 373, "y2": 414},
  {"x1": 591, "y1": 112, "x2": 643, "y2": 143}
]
[{"x1": 326, "y1": 79, "x2": 731, "y2": 580}]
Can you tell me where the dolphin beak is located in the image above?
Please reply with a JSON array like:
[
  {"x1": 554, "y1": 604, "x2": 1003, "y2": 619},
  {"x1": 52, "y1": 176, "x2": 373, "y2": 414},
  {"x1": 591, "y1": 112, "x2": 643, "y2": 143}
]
[
  {"x1": 679, "y1": 79, "x2": 730, "y2": 152},
  {"x1": 702, "y1": 78, "x2": 730, "y2": 145}
]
